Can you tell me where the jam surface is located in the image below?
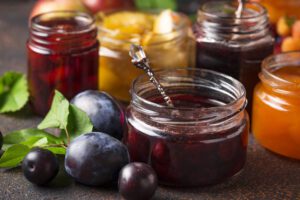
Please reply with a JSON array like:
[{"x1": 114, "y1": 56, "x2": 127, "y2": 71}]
[
  {"x1": 125, "y1": 94, "x2": 248, "y2": 186},
  {"x1": 28, "y1": 17, "x2": 99, "y2": 115},
  {"x1": 252, "y1": 66, "x2": 300, "y2": 159}
]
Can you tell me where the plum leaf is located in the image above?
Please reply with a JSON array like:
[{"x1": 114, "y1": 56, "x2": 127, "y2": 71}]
[
  {"x1": 38, "y1": 90, "x2": 70, "y2": 130},
  {"x1": 0, "y1": 144, "x2": 30, "y2": 168},
  {"x1": 0, "y1": 72, "x2": 29, "y2": 113},
  {"x1": 60, "y1": 104, "x2": 93, "y2": 141}
]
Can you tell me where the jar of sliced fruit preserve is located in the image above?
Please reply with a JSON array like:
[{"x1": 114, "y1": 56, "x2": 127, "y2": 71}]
[
  {"x1": 194, "y1": 1, "x2": 274, "y2": 114},
  {"x1": 252, "y1": 52, "x2": 300, "y2": 160},
  {"x1": 125, "y1": 68, "x2": 249, "y2": 187},
  {"x1": 96, "y1": 10, "x2": 192, "y2": 102},
  {"x1": 28, "y1": 11, "x2": 99, "y2": 116}
]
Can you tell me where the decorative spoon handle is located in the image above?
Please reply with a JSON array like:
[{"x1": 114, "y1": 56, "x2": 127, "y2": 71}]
[
  {"x1": 235, "y1": 0, "x2": 244, "y2": 18},
  {"x1": 129, "y1": 44, "x2": 174, "y2": 107}
]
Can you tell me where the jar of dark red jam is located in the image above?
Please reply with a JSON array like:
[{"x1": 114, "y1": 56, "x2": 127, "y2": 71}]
[
  {"x1": 193, "y1": 1, "x2": 274, "y2": 113},
  {"x1": 125, "y1": 68, "x2": 249, "y2": 187},
  {"x1": 28, "y1": 11, "x2": 99, "y2": 115}
]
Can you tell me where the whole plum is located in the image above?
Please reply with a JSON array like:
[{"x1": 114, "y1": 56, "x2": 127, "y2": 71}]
[
  {"x1": 64, "y1": 132, "x2": 129, "y2": 186},
  {"x1": 118, "y1": 162, "x2": 158, "y2": 200},
  {"x1": 22, "y1": 148, "x2": 59, "y2": 185},
  {"x1": 71, "y1": 90, "x2": 125, "y2": 140}
]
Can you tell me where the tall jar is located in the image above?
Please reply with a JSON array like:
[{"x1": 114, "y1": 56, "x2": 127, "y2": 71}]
[
  {"x1": 97, "y1": 11, "x2": 192, "y2": 102},
  {"x1": 194, "y1": 1, "x2": 274, "y2": 113},
  {"x1": 28, "y1": 11, "x2": 99, "y2": 116},
  {"x1": 252, "y1": 52, "x2": 300, "y2": 160},
  {"x1": 125, "y1": 68, "x2": 249, "y2": 187}
]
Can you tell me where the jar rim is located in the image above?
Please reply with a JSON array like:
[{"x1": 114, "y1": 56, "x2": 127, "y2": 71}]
[
  {"x1": 97, "y1": 10, "x2": 190, "y2": 45},
  {"x1": 261, "y1": 51, "x2": 300, "y2": 89},
  {"x1": 198, "y1": 1, "x2": 267, "y2": 20},
  {"x1": 130, "y1": 68, "x2": 246, "y2": 124},
  {"x1": 31, "y1": 11, "x2": 95, "y2": 34}
]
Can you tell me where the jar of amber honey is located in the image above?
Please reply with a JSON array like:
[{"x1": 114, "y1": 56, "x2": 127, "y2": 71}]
[
  {"x1": 28, "y1": 11, "x2": 99, "y2": 116},
  {"x1": 97, "y1": 10, "x2": 192, "y2": 102},
  {"x1": 125, "y1": 68, "x2": 249, "y2": 187},
  {"x1": 252, "y1": 52, "x2": 300, "y2": 160},
  {"x1": 194, "y1": 1, "x2": 274, "y2": 113}
]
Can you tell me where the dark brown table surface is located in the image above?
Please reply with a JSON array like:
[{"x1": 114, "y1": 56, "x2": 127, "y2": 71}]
[{"x1": 0, "y1": 1, "x2": 300, "y2": 200}]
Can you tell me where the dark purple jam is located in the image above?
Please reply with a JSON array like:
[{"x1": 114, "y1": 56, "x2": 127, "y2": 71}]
[
  {"x1": 196, "y1": 41, "x2": 273, "y2": 113},
  {"x1": 125, "y1": 94, "x2": 248, "y2": 187}
]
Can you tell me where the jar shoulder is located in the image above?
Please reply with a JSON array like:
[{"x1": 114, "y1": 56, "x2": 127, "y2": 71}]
[{"x1": 253, "y1": 83, "x2": 300, "y2": 110}]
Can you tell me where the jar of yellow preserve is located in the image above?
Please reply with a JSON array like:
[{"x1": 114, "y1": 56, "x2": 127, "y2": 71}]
[
  {"x1": 252, "y1": 52, "x2": 300, "y2": 159},
  {"x1": 96, "y1": 10, "x2": 192, "y2": 101}
]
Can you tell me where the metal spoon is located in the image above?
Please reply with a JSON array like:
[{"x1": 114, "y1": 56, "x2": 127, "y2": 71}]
[
  {"x1": 129, "y1": 44, "x2": 174, "y2": 108},
  {"x1": 235, "y1": 0, "x2": 244, "y2": 18}
]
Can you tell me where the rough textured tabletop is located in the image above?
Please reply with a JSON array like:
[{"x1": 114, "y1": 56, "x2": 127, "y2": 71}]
[{"x1": 0, "y1": 1, "x2": 300, "y2": 200}]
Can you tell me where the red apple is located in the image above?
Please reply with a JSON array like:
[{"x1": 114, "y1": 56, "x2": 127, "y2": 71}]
[
  {"x1": 29, "y1": 0, "x2": 87, "y2": 20},
  {"x1": 81, "y1": 0, "x2": 135, "y2": 14}
]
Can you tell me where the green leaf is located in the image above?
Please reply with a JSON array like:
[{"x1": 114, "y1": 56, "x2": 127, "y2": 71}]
[
  {"x1": 45, "y1": 147, "x2": 66, "y2": 155},
  {"x1": 38, "y1": 90, "x2": 69, "y2": 130},
  {"x1": 135, "y1": 0, "x2": 177, "y2": 10},
  {"x1": 3, "y1": 128, "x2": 62, "y2": 150},
  {"x1": 0, "y1": 72, "x2": 29, "y2": 113},
  {"x1": 61, "y1": 104, "x2": 93, "y2": 141},
  {"x1": 0, "y1": 144, "x2": 30, "y2": 168},
  {"x1": 20, "y1": 136, "x2": 49, "y2": 148}
]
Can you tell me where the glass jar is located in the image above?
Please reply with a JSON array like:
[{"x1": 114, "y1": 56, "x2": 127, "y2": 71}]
[
  {"x1": 252, "y1": 52, "x2": 300, "y2": 160},
  {"x1": 193, "y1": 1, "x2": 274, "y2": 114},
  {"x1": 125, "y1": 68, "x2": 249, "y2": 187},
  {"x1": 28, "y1": 11, "x2": 99, "y2": 116},
  {"x1": 97, "y1": 11, "x2": 192, "y2": 102}
]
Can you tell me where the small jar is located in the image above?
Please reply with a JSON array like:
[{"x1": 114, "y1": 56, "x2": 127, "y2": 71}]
[
  {"x1": 125, "y1": 68, "x2": 249, "y2": 187},
  {"x1": 97, "y1": 11, "x2": 192, "y2": 102},
  {"x1": 194, "y1": 1, "x2": 274, "y2": 113},
  {"x1": 252, "y1": 52, "x2": 300, "y2": 160},
  {"x1": 28, "y1": 11, "x2": 99, "y2": 116}
]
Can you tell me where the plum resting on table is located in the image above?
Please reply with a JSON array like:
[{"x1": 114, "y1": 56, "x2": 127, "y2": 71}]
[
  {"x1": 118, "y1": 162, "x2": 158, "y2": 200},
  {"x1": 71, "y1": 90, "x2": 125, "y2": 140},
  {"x1": 64, "y1": 132, "x2": 129, "y2": 186},
  {"x1": 22, "y1": 148, "x2": 59, "y2": 185}
]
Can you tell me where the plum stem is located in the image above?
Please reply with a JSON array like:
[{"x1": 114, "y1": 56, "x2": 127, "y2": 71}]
[
  {"x1": 64, "y1": 126, "x2": 70, "y2": 145},
  {"x1": 42, "y1": 143, "x2": 67, "y2": 148}
]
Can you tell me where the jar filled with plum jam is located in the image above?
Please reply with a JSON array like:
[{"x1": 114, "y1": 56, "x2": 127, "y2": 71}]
[
  {"x1": 28, "y1": 11, "x2": 99, "y2": 115},
  {"x1": 125, "y1": 68, "x2": 249, "y2": 187},
  {"x1": 194, "y1": 1, "x2": 274, "y2": 113},
  {"x1": 252, "y1": 52, "x2": 300, "y2": 160}
]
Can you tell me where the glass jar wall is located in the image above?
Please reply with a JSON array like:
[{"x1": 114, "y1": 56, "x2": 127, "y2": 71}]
[
  {"x1": 125, "y1": 68, "x2": 249, "y2": 187},
  {"x1": 193, "y1": 1, "x2": 274, "y2": 113},
  {"x1": 27, "y1": 11, "x2": 99, "y2": 116},
  {"x1": 97, "y1": 11, "x2": 192, "y2": 102},
  {"x1": 252, "y1": 52, "x2": 300, "y2": 160}
]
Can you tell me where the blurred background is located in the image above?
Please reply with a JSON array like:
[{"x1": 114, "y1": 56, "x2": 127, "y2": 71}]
[{"x1": 1, "y1": 0, "x2": 300, "y2": 75}]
